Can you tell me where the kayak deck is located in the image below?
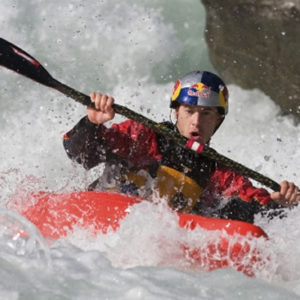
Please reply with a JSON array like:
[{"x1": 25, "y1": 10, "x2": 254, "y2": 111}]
[{"x1": 17, "y1": 191, "x2": 268, "y2": 276}]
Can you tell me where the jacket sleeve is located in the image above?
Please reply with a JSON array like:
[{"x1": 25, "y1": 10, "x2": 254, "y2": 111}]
[
  {"x1": 209, "y1": 166, "x2": 271, "y2": 205},
  {"x1": 63, "y1": 116, "x2": 162, "y2": 170},
  {"x1": 63, "y1": 116, "x2": 108, "y2": 169}
]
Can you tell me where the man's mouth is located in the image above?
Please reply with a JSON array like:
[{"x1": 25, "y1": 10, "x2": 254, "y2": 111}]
[{"x1": 189, "y1": 131, "x2": 201, "y2": 141}]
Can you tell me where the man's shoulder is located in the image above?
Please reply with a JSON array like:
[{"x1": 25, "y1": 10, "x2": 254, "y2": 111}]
[
  {"x1": 114, "y1": 120, "x2": 175, "y2": 130},
  {"x1": 111, "y1": 119, "x2": 157, "y2": 136}
]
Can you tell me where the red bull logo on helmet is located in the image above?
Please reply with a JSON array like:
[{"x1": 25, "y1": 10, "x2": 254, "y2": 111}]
[{"x1": 188, "y1": 82, "x2": 211, "y2": 98}]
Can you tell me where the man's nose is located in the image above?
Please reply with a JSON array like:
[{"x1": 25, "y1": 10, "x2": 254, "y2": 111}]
[{"x1": 192, "y1": 112, "x2": 201, "y2": 126}]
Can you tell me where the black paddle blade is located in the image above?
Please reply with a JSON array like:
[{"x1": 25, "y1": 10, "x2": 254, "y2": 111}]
[
  {"x1": 0, "y1": 37, "x2": 93, "y2": 107},
  {"x1": 0, "y1": 38, "x2": 56, "y2": 88}
]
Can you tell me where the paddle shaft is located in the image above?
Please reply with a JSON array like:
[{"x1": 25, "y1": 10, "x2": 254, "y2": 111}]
[{"x1": 0, "y1": 38, "x2": 281, "y2": 191}]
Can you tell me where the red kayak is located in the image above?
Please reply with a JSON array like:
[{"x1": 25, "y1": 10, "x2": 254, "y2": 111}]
[{"x1": 14, "y1": 191, "x2": 268, "y2": 276}]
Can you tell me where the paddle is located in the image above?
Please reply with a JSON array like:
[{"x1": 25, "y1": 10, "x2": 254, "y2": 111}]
[{"x1": 0, "y1": 37, "x2": 281, "y2": 191}]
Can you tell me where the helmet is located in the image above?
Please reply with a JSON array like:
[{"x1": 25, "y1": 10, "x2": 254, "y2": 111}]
[{"x1": 170, "y1": 71, "x2": 229, "y2": 115}]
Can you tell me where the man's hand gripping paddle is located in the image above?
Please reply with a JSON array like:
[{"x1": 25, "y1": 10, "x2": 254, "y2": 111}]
[{"x1": 0, "y1": 38, "x2": 282, "y2": 191}]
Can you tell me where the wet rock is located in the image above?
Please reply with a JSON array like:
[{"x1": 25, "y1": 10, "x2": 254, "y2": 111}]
[{"x1": 201, "y1": 0, "x2": 300, "y2": 121}]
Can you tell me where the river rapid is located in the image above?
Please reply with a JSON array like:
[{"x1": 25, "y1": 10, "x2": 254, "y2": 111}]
[{"x1": 0, "y1": 1, "x2": 300, "y2": 299}]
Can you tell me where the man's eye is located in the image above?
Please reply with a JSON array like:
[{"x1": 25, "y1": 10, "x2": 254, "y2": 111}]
[
  {"x1": 201, "y1": 110, "x2": 215, "y2": 117},
  {"x1": 202, "y1": 111, "x2": 211, "y2": 115}
]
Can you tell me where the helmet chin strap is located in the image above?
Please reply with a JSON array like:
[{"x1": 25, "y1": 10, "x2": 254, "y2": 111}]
[{"x1": 213, "y1": 115, "x2": 225, "y2": 133}]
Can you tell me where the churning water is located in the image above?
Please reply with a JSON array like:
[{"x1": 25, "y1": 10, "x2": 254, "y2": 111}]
[{"x1": 0, "y1": 0, "x2": 300, "y2": 299}]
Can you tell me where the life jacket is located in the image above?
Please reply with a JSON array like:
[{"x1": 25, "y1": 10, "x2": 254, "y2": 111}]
[
  {"x1": 156, "y1": 122, "x2": 216, "y2": 191},
  {"x1": 116, "y1": 122, "x2": 217, "y2": 213}
]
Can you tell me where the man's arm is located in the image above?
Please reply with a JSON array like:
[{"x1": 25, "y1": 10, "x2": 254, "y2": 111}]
[
  {"x1": 210, "y1": 166, "x2": 300, "y2": 207},
  {"x1": 63, "y1": 116, "x2": 108, "y2": 169},
  {"x1": 63, "y1": 92, "x2": 116, "y2": 169},
  {"x1": 63, "y1": 92, "x2": 162, "y2": 170},
  {"x1": 210, "y1": 166, "x2": 271, "y2": 205}
]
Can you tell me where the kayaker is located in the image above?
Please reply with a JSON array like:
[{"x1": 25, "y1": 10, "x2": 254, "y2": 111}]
[{"x1": 63, "y1": 71, "x2": 300, "y2": 223}]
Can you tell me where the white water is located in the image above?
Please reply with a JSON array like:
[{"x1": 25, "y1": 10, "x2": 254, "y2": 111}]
[{"x1": 1, "y1": 0, "x2": 300, "y2": 299}]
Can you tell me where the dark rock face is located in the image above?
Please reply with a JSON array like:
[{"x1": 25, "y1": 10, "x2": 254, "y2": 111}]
[{"x1": 201, "y1": 0, "x2": 300, "y2": 120}]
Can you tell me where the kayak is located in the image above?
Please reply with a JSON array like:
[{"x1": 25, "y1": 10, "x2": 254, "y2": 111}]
[{"x1": 15, "y1": 191, "x2": 268, "y2": 276}]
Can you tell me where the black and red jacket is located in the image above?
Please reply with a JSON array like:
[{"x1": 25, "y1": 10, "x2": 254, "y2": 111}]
[{"x1": 63, "y1": 116, "x2": 276, "y2": 222}]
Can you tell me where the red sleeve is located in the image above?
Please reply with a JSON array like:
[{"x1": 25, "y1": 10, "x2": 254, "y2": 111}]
[
  {"x1": 210, "y1": 166, "x2": 271, "y2": 205},
  {"x1": 100, "y1": 120, "x2": 162, "y2": 167}
]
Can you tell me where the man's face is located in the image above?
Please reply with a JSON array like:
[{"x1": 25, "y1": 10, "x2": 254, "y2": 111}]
[{"x1": 175, "y1": 104, "x2": 222, "y2": 144}]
